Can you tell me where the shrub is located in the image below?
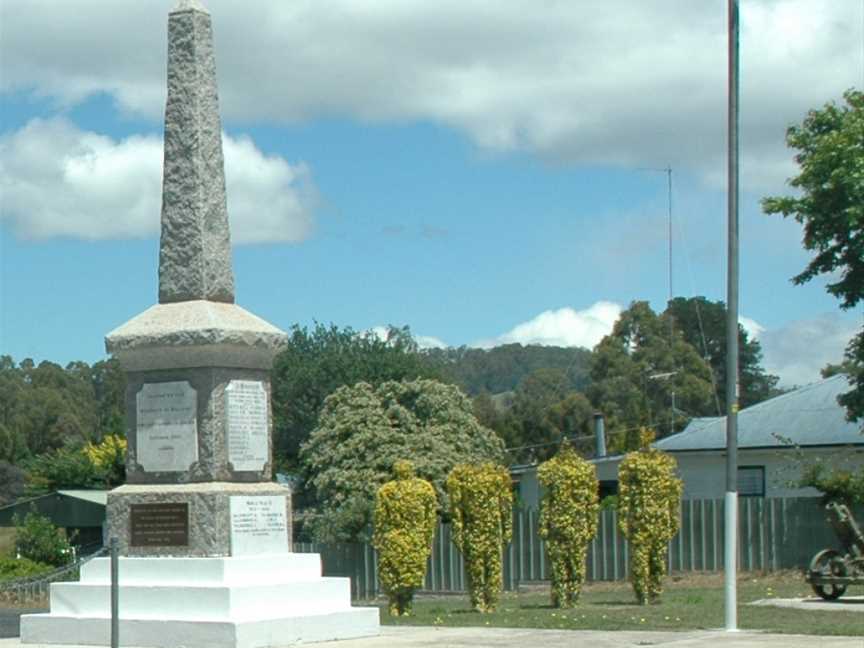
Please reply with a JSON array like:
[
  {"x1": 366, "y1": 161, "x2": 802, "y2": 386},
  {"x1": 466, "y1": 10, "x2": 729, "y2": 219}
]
[
  {"x1": 537, "y1": 441, "x2": 599, "y2": 607},
  {"x1": 446, "y1": 462, "x2": 512, "y2": 612},
  {"x1": 372, "y1": 460, "x2": 438, "y2": 616},
  {"x1": 0, "y1": 556, "x2": 53, "y2": 582},
  {"x1": 617, "y1": 430, "x2": 682, "y2": 605},
  {"x1": 13, "y1": 510, "x2": 73, "y2": 567}
]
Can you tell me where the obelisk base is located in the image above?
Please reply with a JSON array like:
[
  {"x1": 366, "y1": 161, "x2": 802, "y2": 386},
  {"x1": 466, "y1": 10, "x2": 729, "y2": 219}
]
[
  {"x1": 107, "y1": 482, "x2": 293, "y2": 558},
  {"x1": 20, "y1": 555, "x2": 380, "y2": 647}
]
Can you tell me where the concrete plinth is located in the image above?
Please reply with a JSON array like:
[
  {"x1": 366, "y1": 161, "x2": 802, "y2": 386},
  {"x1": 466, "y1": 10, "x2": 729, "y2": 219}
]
[
  {"x1": 106, "y1": 482, "x2": 292, "y2": 558},
  {"x1": 20, "y1": 555, "x2": 380, "y2": 648}
]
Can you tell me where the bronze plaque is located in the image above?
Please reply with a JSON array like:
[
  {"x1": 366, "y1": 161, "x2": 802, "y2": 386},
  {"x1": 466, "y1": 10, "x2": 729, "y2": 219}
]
[{"x1": 130, "y1": 503, "x2": 189, "y2": 547}]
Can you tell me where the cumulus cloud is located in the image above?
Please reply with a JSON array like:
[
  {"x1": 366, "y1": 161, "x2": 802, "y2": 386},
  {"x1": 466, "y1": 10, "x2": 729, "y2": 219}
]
[
  {"x1": 739, "y1": 316, "x2": 766, "y2": 340},
  {"x1": 476, "y1": 302, "x2": 623, "y2": 349},
  {"x1": 0, "y1": 118, "x2": 316, "y2": 243},
  {"x1": 758, "y1": 314, "x2": 859, "y2": 387},
  {"x1": 367, "y1": 326, "x2": 447, "y2": 349},
  {"x1": 1, "y1": 1, "x2": 860, "y2": 192}
]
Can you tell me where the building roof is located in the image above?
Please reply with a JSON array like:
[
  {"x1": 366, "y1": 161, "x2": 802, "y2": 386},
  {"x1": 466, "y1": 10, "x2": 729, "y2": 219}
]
[
  {"x1": 0, "y1": 490, "x2": 108, "y2": 528},
  {"x1": 654, "y1": 375, "x2": 863, "y2": 452}
]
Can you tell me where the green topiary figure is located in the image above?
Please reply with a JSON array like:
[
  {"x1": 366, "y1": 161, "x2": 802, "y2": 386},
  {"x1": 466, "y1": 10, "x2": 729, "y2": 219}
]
[
  {"x1": 372, "y1": 459, "x2": 438, "y2": 616},
  {"x1": 617, "y1": 428, "x2": 683, "y2": 604},
  {"x1": 537, "y1": 441, "x2": 599, "y2": 607},
  {"x1": 446, "y1": 462, "x2": 513, "y2": 612}
]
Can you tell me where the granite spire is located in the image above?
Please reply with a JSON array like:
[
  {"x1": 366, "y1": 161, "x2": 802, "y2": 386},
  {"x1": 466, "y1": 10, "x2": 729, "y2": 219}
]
[{"x1": 158, "y1": 0, "x2": 234, "y2": 304}]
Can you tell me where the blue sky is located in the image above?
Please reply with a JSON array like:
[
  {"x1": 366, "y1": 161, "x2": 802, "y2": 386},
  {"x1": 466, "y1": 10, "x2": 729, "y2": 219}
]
[{"x1": 1, "y1": 0, "x2": 862, "y2": 386}]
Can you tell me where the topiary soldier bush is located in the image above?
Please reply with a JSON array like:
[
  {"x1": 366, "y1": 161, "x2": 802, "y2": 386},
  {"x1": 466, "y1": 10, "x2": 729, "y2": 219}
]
[
  {"x1": 537, "y1": 441, "x2": 599, "y2": 607},
  {"x1": 617, "y1": 428, "x2": 683, "y2": 604},
  {"x1": 372, "y1": 459, "x2": 438, "y2": 616},
  {"x1": 446, "y1": 462, "x2": 513, "y2": 612}
]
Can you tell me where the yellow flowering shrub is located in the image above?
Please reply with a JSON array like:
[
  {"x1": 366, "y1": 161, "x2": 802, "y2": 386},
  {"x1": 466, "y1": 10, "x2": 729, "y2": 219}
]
[
  {"x1": 617, "y1": 429, "x2": 683, "y2": 604},
  {"x1": 446, "y1": 462, "x2": 513, "y2": 612},
  {"x1": 84, "y1": 434, "x2": 127, "y2": 486},
  {"x1": 537, "y1": 441, "x2": 599, "y2": 607},
  {"x1": 372, "y1": 460, "x2": 438, "y2": 616}
]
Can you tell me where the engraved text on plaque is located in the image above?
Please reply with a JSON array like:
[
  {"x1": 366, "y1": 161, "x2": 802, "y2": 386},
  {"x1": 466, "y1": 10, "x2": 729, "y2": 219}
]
[
  {"x1": 136, "y1": 381, "x2": 198, "y2": 472},
  {"x1": 130, "y1": 503, "x2": 189, "y2": 547},
  {"x1": 229, "y1": 495, "x2": 288, "y2": 556},
  {"x1": 225, "y1": 380, "x2": 268, "y2": 472}
]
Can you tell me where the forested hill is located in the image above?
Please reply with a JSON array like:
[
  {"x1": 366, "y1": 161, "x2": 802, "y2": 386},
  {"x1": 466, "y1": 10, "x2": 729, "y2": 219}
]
[{"x1": 425, "y1": 344, "x2": 593, "y2": 396}]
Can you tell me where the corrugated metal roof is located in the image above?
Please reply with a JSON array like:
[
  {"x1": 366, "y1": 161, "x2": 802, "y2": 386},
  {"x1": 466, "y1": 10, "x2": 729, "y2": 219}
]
[
  {"x1": 56, "y1": 490, "x2": 108, "y2": 506},
  {"x1": 654, "y1": 375, "x2": 864, "y2": 451}
]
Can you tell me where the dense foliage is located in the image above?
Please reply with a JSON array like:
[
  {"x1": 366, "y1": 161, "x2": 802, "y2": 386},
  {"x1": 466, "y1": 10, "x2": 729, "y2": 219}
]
[
  {"x1": 763, "y1": 89, "x2": 864, "y2": 421},
  {"x1": 664, "y1": 297, "x2": 781, "y2": 410},
  {"x1": 617, "y1": 435, "x2": 683, "y2": 604},
  {"x1": 13, "y1": 510, "x2": 74, "y2": 567},
  {"x1": 537, "y1": 442, "x2": 599, "y2": 607},
  {"x1": 588, "y1": 302, "x2": 715, "y2": 450},
  {"x1": 0, "y1": 356, "x2": 125, "y2": 464},
  {"x1": 300, "y1": 379, "x2": 504, "y2": 542},
  {"x1": 446, "y1": 462, "x2": 513, "y2": 613},
  {"x1": 801, "y1": 462, "x2": 864, "y2": 505},
  {"x1": 427, "y1": 344, "x2": 592, "y2": 396},
  {"x1": 271, "y1": 324, "x2": 444, "y2": 472},
  {"x1": 0, "y1": 556, "x2": 55, "y2": 581},
  {"x1": 24, "y1": 434, "x2": 126, "y2": 495},
  {"x1": 373, "y1": 460, "x2": 438, "y2": 616}
]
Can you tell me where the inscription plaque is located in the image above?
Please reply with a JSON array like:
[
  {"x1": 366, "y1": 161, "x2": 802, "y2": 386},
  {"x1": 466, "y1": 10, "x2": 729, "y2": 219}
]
[
  {"x1": 130, "y1": 503, "x2": 189, "y2": 547},
  {"x1": 136, "y1": 381, "x2": 198, "y2": 472},
  {"x1": 230, "y1": 495, "x2": 288, "y2": 556},
  {"x1": 225, "y1": 380, "x2": 269, "y2": 472}
]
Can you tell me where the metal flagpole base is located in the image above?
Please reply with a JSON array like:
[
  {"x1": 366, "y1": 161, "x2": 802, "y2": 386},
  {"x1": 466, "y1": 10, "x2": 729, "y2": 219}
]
[{"x1": 724, "y1": 491, "x2": 738, "y2": 631}]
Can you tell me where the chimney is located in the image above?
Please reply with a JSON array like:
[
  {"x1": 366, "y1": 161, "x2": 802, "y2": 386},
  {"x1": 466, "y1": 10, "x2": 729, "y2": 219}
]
[{"x1": 593, "y1": 412, "x2": 607, "y2": 458}]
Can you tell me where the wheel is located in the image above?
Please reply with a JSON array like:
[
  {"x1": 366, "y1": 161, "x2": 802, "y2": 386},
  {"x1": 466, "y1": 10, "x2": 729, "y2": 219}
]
[{"x1": 809, "y1": 549, "x2": 848, "y2": 601}]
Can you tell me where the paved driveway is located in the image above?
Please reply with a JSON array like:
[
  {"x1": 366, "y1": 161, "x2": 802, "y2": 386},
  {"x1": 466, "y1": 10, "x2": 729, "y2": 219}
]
[{"x1": 2, "y1": 626, "x2": 862, "y2": 648}]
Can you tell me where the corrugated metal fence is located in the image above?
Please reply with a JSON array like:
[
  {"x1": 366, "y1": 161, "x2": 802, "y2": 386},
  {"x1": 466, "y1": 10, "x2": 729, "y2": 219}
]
[{"x1": 294, "y1": 497, "x2": 864, "y2": 600}]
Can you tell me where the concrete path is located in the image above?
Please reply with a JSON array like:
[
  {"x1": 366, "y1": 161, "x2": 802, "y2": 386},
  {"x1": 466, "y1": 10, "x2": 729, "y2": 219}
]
[
  {"x1": 2, "y1": 626, "x2": 862, "y2": 648},
  {"x1": 751, "y1": 596, "x2": 864, "y2": 613}
]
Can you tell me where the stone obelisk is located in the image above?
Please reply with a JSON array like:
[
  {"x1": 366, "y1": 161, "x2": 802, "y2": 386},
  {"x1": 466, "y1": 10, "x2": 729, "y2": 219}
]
[
  {"x1": 102, "y1": 0, "x2": 291, "y2": 556},
  {"x1": 20, "y1": 2, "x2": 379, "y2": 645}
]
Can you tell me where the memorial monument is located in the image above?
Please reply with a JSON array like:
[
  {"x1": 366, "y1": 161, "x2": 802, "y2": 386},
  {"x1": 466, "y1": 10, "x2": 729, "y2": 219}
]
[{"x1": 20, "y1": 1, "x2": 379, "y2": 645}]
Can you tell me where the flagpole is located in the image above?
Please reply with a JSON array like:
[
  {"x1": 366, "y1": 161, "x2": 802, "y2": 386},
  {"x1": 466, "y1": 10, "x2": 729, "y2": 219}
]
[{"x1": 724, "y1": 0, "x2": 740, "y2": 632}]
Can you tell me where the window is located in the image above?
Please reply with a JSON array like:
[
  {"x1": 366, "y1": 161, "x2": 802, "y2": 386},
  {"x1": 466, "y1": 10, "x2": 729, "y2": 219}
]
[{"x1": 737, "y1": 466, "x2": 765, "y2": 497}]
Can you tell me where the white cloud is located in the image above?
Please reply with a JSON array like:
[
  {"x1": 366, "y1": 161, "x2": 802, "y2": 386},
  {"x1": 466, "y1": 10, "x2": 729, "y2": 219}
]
[
  {"x1": 0, "y1": 118, "x2": 316, "y2": 243},
  {"x1": 758, "y1": 314, "x2": 859, "y2": 387},
  {"x1": 367, "y1": 326, "x2": 447, "y2": 349},
  {"x1": 739, "y1": 316, "x2": 765, "y2": 340},
  {"x1": 414, "y1": 335, "x2": 448, "y2": 350},
  {"x1": 2, "y1": 0, "x2": 860, "y2": 192},
  {"x1": 476, "y1": 302, "x2": 623, "y2": 349}
]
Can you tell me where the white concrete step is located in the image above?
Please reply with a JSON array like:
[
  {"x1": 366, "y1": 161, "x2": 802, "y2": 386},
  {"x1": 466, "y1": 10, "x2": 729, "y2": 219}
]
[
  {"x1": 79, "y1": 554, "x2": 323, "y2": 585},
  {"x1": 49, "y1": 578, "x2": 352, "y2": 620},
  {"x1": 21, "y1": 607, "x2": 380, "y2": 648}
]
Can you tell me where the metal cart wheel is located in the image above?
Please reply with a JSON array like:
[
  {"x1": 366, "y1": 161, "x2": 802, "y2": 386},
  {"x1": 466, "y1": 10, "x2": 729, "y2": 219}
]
[{"x1": 809, "y1": 549, "x2": 848, "y2": 601}]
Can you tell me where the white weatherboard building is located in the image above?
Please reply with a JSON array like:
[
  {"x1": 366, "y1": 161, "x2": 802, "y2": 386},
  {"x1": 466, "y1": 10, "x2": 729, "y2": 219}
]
[{"x1": 595, "y1": 375, "x2": 864, "y2": 499}]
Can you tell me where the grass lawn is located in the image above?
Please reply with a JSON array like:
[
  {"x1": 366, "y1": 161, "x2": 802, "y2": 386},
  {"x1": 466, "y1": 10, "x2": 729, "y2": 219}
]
[{"x1": 377, "y1": 571, "x2": 863, "y2": 636}]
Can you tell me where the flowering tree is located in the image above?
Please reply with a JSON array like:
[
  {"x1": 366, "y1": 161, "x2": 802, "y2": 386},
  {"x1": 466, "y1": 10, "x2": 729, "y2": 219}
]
[
  {"x1": 300, "y1": 379, "x2": 504, "y2": 542},
  {"x1": 537, "y1": 441, "x2": 599, "y2": 607},
  {"x1": 446, "y1": 462, "x2": 513, "y2": 612},
  {"x1": 373, "y1": 460, "x2": 438, "y2": 616}
]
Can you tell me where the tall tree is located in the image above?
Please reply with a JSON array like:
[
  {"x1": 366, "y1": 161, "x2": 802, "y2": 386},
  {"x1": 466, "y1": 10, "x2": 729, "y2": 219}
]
[
  {"x1": 426, "y1": 344, "x2": 592, "y2": 396},
  {"x1": 664, "y1": 297, "x2": 780, "y2": 411},
  {"x1": 501, "y1": 369, "x2": 594, "y2": 463},
  {"x1": 587, "y1": 301, "x2": 715, "y2": 449},
  {"x1": 271, "y1": 324, "x2": 444, "y2": 472},
  {"x1": 762, "y1": 89, "x2": 864, "y2": 421}
]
